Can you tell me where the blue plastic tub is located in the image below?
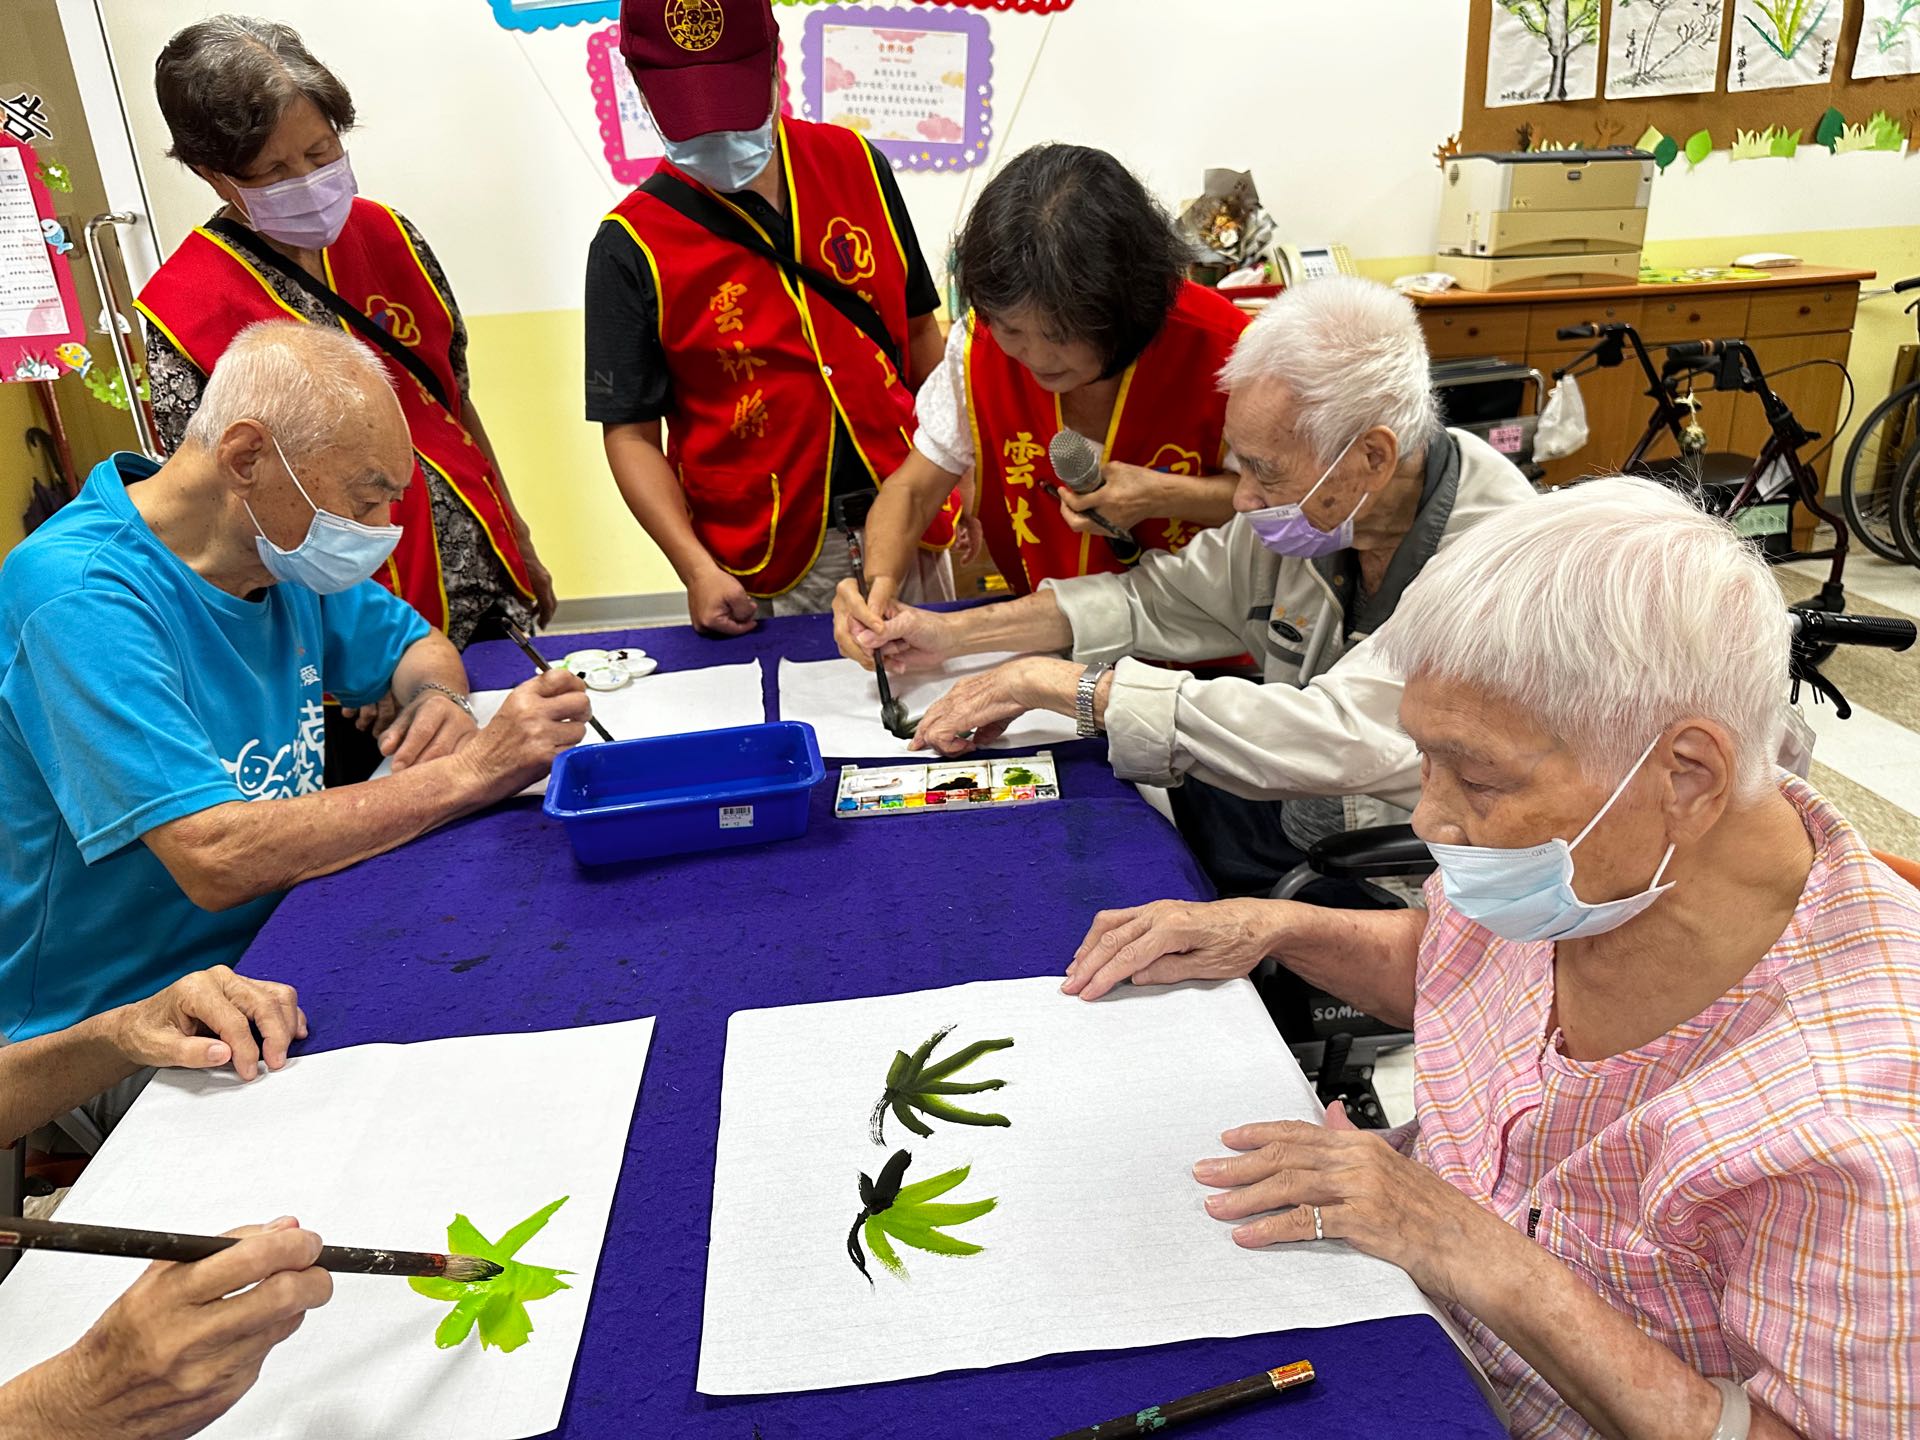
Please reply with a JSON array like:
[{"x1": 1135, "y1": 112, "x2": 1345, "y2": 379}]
[{"x1": 543, "y1": 722, "x2": 825, "y2": 866}]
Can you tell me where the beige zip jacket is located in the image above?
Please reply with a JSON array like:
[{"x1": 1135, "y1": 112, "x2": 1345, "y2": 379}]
[{"x1": 1042, "y1": 429, "x2": 1537, "y2": 839}]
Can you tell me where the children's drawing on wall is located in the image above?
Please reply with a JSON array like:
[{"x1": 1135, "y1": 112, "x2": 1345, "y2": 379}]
[
  {"x1": 870, "y1": 1026, "x2": 1014, "y2": 1145},
  {"x1": 846, "y1": 1149, "x2": 998, "y2": 1284},
  {"x1": 1728, "y1": 0, "x2": 1842, "y2": 90},
  {"x1": 1485, "y1": 0, "x2": 1601, "y2": 106},
  {"x1": 1854, "y1": 0, "x2": 1920, "y2": 77},
  {"x1": 1604, "y1": 0, "x2": 1723, "y2": 96},
  {"x1": 409, "y1": 1197, "x2": 574, "y2": 1351}
]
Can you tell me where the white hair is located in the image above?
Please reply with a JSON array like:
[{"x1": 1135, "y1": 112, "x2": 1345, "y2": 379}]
[
  {"x1": 1375, "y1": 475, "x2": 1789, "y2": 798},
  {"x1": 1218, "y1": 275, "x2": 1440, "y2": 465},
  {"x1": 182, "y1": 320, "x2": 386, "y2": 463}
]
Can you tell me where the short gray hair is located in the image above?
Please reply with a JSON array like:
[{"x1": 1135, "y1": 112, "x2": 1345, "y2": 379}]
[
  {"x1": 155, "y1": 15, "x2": 355, "y2": 175},
  {"x1": 183, "y1": 321, "x2": 388, "y2": 464},
  {"x1": 1375, "y1": 475, "x2": 1788, "y2": 798},
  {"x1": 1219, "y1": 276, "x2": 1440, "y2": 466}
]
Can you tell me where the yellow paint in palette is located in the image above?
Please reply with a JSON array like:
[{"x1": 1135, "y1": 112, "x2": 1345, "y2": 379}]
[{"x1": 833, "y1": 753, "x2": 1060, "y2": 818}]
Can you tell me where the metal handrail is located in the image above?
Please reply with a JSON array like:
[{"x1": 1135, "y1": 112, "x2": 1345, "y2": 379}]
[{"x1": 83, "y1": 211, "x2": 161, "y2": 461}]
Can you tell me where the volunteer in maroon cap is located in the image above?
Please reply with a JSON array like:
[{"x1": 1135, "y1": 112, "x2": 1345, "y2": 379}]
[{"x1": 587, "y1": 0, "x2": 964, "y2": 632}]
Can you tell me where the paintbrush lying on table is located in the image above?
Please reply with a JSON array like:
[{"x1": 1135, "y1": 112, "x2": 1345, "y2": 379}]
[
  {"x1": 500, "y1": 619, "x2": 617, "y2": 744},
  {"x1": 0, "y1": 1216, "x2": 504, "y2": 1282}
]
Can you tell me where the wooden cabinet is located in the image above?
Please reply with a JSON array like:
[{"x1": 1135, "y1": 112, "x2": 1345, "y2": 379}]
[{"x1": 1414, "y1": 267, "x2": 1871, "y2": 492}]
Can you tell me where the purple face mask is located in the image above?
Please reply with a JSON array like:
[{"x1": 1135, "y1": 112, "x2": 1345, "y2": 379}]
[
  {"x1": 234, "y1": 153, "x2": 358, "y2": 251},
  {"x1": 1244, "y1": 435, "x2": 1367, "y2": 559}
]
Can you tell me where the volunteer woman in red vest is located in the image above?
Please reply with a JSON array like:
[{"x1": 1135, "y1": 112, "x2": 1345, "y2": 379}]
[
  {"x1": 835, "y1": 144, "x2": 1248, "y2": 660},
  {"x1": 587, "y1": 0, "x2": 962, "y2": 635},
  {"x1": 135, "y1": 16, "x2": 552, "y2": 653}
]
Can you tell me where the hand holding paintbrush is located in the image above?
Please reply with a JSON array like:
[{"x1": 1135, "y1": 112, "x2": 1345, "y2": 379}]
[
  {"x1": 500, "y1": 620, "x2": 616, "y2": 744},
  {"x1": 834, "y1": 495, "x2": 918, "y2": 740},
  {"x1": 0, "y1": 1216, "x2": 504, "y2": 1282}
]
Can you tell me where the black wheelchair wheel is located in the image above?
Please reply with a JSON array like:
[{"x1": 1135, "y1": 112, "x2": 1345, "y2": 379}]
[{"x1": 1842, "y1": 379, "x2": 1920, "y2": 564}]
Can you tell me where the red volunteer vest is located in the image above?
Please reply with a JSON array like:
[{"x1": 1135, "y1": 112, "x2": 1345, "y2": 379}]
[
  {"x1": 135, "y1": 200, "x2": 534, "y2": 631},
  {"x1": 608, "y1": 117, "x2": 959, "y2": 598},
  {"x1": 966, "y1": 282, "x2": 1248, "y2": 594}
]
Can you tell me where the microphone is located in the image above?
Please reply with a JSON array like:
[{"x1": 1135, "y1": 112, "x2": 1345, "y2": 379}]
[
  {"x1": 1046, "y1": 429, "x2": 1140, "y2": 560},
  {"x1": 1048, "y1": 428, "x2": 1105, "y2": 495}
]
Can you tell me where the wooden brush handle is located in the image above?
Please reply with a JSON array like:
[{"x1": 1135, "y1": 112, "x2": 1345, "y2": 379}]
[{"x1": 0, "y1": 1216, "x2": 472, "y2": 1278}]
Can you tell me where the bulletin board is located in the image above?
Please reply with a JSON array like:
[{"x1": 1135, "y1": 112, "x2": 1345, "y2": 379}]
[{"x1": 1460, "y1": 2, "x2": 1920, "y2": 153}]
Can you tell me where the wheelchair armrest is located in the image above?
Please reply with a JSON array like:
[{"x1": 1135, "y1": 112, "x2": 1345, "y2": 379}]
[{"x1": 1305, "y1": 824, "x2": 1437, "y2": 880}]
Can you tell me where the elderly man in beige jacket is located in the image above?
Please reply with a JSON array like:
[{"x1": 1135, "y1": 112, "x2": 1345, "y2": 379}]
[{"x1": 840, "y1": 276, "x2": 1538, "y2": 898}]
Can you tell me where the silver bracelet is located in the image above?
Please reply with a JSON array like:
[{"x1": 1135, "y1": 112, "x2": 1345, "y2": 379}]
[
  {"x1": 410, "y1": 681, "x2": 475, "y2": 719},
  {"x1": 1075, "y1": 662, "x2": 1112, "y2": 738},
  {"x1": 1706, "y1": 1378, "x2": 1751, "y2": 1440}
]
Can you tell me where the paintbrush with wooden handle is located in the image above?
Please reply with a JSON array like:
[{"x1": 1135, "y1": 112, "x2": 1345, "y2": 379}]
[{"x1": 0, "y1": 1216, "x2": 504, "y2": 1282}]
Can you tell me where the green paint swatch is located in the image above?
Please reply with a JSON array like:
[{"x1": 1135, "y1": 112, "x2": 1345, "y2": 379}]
[{"x1": 409, "y1": 1196, "x2": 573, "y2": 1352}]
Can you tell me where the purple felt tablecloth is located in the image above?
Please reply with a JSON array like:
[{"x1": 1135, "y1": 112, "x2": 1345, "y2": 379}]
[{"x1": 240, "y1": 612, "x2": 1504, "y2": 1439}]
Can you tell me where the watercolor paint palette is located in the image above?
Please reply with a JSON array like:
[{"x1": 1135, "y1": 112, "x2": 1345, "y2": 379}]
[{"x1": 833, "y1": 752, "x2": 1060, "y2": 818}]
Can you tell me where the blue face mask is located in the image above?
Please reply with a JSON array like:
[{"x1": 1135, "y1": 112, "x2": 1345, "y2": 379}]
[
  {"x1": 1425, "y1": 736, "x2": 1677, "y2": 944},
  {"x1": 663, "y1": 114, "x2": 777, "y2": 193},
  {"x1": 247, "y1": 436, "x2": 402, "y2": 594}
]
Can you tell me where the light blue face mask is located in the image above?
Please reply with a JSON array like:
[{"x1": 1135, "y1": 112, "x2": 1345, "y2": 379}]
[
  {"x1": 246, "y1": 436, "x2": 402, "y2": 594},
  {"x1": 663, "y1": 113, "x2": 777, "y2": 193},
  {"x1": 1425, "y1": 736, "x2": 1677, "y2": 944}
]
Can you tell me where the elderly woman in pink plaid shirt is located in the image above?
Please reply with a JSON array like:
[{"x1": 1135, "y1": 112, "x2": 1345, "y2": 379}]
[{"x1": 1065, "y1": 476, "x2": 1920, "y2": 1440}]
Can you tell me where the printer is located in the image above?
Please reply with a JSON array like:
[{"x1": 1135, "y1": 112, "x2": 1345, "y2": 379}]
[{"x1": 1437, "y1": 150, "x2": 1655, "y2": 291}]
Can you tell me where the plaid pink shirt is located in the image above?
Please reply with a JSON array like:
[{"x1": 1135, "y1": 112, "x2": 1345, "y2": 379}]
[{"x1": 1407, "y1": 775, "x2": 1920, "y2": 1439}]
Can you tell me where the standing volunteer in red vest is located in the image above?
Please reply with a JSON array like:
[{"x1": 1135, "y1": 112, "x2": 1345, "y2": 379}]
[
  {"x1": 834, "y1": 144, "x2": 1247, "y2": 662},
  {"x1": 135, "y1": 16, "x2": 553, "y2": 658},
  {"x1": 588, "y1": 0, "x2": 963, "y2": 634}
]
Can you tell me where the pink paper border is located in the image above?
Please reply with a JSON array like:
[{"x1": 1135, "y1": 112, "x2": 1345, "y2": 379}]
[
  {"x1": 587, "y1": 26, "x2": 796, "y2": 188},
  {"x1": 0, "y1": 135, "x2": 85, "y2": 383}
]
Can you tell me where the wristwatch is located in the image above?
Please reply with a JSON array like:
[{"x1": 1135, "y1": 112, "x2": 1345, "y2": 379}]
[
  {"x1": 412, "y1": 681, "x2": 476, "y2": 720},
  {"x1": 1075, "y1": 662, "x2": 1112, "y2": 738}
]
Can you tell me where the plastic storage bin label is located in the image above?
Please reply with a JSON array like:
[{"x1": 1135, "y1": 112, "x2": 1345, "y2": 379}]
[{"x1": 719, "y1": 805, "x2": 756, "y2": 830}]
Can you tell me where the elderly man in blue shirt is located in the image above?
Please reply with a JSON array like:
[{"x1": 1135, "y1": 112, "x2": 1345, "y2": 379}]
[{"x1": 0, "y1": 320, "x2": 591, "y2": 1042}]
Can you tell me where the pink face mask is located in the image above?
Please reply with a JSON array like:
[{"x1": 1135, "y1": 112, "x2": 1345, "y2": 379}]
[
  {"x1": 1244, "y1": 435, "x2": 1366, "y2": 559},
  {"x1": 233, "y1": 153, "x2": 358, "y2": 250}
]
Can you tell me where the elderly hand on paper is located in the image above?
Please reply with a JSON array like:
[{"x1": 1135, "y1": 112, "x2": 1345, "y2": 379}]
[
  {"x1": 0, "y1": 1219, "x2": 332, "y2": 1440},
  {"x1": 110, "y1": 966, "x2": 308, "y2": 1083},
  {"x1": 379, "y1": 687, "x2": 479, "y2": 774},
  {"x1": 1061, "y1": 898, "x2": 1284, "y2": 1001},
  {"x1": 908, "y1": 656, "x2": 1052, "y2": 755},
  {"x1": 1194, "y1": 1104, "x2": 1506, "y2": 1306},
  {"x1": 1055, "y1": 461, "x2": 1164, "y2": 535},
  {"x1": 833, "y1": 587, "x2": 963, "y2": 675}
]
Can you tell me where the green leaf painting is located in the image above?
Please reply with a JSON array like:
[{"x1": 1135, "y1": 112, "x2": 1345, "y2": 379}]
[
  {"x1": 870, "y1": 1026, "x2": 1014, "y2": 1146},
  {"x1": 1653, "y1": 134, "x2": 1682, "y2": 170},
  {"x1": 1742, "y1": 0, "x2": 1832, "y2": 59},
  {"x1": 1768, "y1": 126, "x2": 1803, "y2": 158},
  {"x1": 1683, "y1": 129, "x2": 1714, "y2": 167},
  {"x1": 846, "y1": 1149, "x2": 998, "y2": 1284},
  {"x1": 408, "y1": 1197, "x2": 573, "y2": 1352}
]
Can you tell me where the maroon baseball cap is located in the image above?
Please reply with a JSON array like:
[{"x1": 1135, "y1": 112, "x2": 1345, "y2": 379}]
[{"x1": 620, "y1": 0, "x2": 779, "y2": 143}]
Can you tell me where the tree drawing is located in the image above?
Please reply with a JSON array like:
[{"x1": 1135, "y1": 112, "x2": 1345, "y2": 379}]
[
  {"x1": 1497, "y1": 1, "x2": 1602, "y2": 100},
  {"x1": 1873, "y1": 0, "x2": 1920, "y2": 53},
  {"x1": 846, "y1": 1149, "x2": 998, "y2": 1284},
  {"x1": 1614, "y1": 0, "x2": 1722, "y2": 88},
  {"x1": 869, "y1": 1026, "x2": 1014, "y2": 1146},
  {"x1": 1741, "y1": 0, "x2": 1831, "y2": 59}
]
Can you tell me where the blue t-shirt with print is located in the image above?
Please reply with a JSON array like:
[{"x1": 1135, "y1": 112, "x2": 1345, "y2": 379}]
[{"x1": 0, "y1": 454, "x2": 429, "y2": 1039}]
